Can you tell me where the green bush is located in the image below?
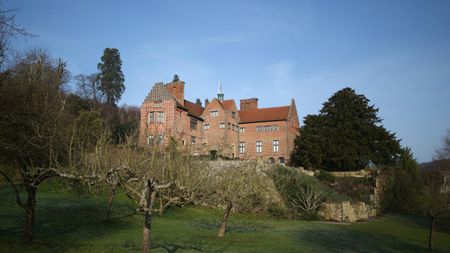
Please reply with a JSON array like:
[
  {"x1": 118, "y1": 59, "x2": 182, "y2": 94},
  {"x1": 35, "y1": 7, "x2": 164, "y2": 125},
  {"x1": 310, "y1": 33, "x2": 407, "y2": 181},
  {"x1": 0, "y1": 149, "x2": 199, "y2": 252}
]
[
  {"x1": 316, "y1": 170, "x2": 336, "y2": 183},
  {"x1": 270, "y1": 165, "x2": 326, "y2": 219}
]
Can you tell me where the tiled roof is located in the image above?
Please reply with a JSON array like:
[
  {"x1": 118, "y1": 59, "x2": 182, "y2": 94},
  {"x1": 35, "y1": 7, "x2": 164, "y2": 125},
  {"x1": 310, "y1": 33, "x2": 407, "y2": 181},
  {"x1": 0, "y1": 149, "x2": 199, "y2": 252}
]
[
  {"x1": 183, "y1": 99, "x2": 204, "y2": 118},
  {"x1": 238, "y1": 106, "x2": 290, "y2": 123},
  {"x1": 222, "y1": 100, "x2": 235, "y2": 110}
]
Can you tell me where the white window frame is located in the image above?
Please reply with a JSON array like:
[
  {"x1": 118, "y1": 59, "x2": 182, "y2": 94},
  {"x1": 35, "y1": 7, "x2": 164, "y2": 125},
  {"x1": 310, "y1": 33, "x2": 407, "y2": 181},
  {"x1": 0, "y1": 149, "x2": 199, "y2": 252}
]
[
  {"x1": 219, "y1": 122, "x2": 225, "y2": 129},
  {"x1": 210, "y1": 110, "x2": 218, "y2": 117},
  {"x1": 239, "y1": 142, "x2": 246, "y2": 154},
  {"x1": 157, "y1": 112, "x2": 164, "y2": 123},
  {"x1": 273, "y1": 140, "x2": 279, "y2": 152},
  {"x1": 256, "y1": 141, "x2": 262, "y2": 153},
  {"x1": 148, "y1": 112, "x2": 155, "y2": 123},
  {"x1": 147, "y1": 135, "x2": 154, "y2": 145}
]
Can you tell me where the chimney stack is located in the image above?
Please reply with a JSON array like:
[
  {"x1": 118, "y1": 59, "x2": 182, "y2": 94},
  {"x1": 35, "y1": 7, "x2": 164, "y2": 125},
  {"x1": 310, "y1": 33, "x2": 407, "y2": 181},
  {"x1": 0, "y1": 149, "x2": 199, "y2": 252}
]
[{"x1": 240, "y1": 98, "x2": 258, "y2": 110}]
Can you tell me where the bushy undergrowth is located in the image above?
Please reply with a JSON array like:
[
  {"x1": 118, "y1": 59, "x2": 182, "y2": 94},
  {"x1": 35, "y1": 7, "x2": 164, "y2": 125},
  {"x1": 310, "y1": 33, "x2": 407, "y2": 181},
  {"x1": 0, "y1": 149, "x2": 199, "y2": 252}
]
[{"x1": 269, "y1": 166, "x2": 338, "y2": 219}]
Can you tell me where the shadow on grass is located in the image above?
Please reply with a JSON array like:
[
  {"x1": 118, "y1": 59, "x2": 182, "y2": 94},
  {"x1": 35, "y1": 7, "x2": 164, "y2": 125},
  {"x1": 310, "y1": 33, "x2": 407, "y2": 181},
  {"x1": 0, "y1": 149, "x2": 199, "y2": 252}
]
[
  {"x1": 105, "y1": 238, "x2": 226, "y2": 253},
  {"x1": 296, "y1": 227, "x2": 427, "y2": 253},
  {"x1": 0, "y1": 186, "x2": 138, "y2": 252}
]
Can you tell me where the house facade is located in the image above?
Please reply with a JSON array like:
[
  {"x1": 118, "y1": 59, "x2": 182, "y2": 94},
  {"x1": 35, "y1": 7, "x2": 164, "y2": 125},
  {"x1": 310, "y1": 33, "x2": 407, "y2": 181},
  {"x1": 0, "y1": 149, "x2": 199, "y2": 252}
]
[{"x1": 139, "y1": 79, "x2": 300, "y2": 164}]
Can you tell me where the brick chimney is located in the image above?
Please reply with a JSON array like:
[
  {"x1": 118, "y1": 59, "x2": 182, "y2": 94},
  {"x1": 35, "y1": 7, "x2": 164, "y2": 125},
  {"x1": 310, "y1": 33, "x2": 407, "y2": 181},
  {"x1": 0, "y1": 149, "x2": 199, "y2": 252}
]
[
  {"x1": 167, "y1": 80, "x2": 185, "y2": 105},
  {"x1": 240, "y1": 98, "x2": 258, "y2": 110}
]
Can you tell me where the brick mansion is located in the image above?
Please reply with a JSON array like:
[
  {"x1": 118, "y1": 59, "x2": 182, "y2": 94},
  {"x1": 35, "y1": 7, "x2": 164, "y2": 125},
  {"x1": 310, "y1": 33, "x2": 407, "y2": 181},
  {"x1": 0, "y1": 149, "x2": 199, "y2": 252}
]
[{"x1": 139, "y1": 78, "x2": 300, "y2": 164}]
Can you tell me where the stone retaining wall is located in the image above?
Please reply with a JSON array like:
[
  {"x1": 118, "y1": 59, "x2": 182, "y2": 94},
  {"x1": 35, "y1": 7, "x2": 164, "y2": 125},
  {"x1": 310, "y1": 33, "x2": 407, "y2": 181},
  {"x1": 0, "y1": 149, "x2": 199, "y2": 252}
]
[{"x1": 318, "y1": 201, "x2": 378, "y2": 222}]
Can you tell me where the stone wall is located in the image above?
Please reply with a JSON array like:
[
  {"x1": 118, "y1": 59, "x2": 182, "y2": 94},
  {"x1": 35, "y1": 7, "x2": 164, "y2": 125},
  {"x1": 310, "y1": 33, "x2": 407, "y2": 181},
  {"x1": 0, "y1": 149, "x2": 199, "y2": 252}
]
[
  {"x1": 318, "y1": 201, "x2": 378, "y2": 222},
  {"x1": 329, "y1": 170, "x2": 371, "y2": 178},
  {"x1": 319, "y1": 175, "x2": 383, "y2": 222}
]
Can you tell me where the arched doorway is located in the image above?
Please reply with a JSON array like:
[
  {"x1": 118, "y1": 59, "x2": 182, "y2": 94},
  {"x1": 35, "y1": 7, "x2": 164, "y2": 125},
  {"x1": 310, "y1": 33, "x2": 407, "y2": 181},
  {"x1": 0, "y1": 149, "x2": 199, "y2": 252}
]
[
  {"x1": 268, "y1": 157, "x2": 275, "y2": 164},
  {"x1": 278, "y1": 157, "x2": 285, "y2": 165}
]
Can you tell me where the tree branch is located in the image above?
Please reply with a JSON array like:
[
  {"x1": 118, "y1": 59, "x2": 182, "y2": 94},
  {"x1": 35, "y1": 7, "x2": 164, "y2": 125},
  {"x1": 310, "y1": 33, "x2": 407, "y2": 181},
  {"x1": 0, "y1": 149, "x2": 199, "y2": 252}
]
[{"x1": 0, "y1": 169, "x2": 26, "y2": 208}]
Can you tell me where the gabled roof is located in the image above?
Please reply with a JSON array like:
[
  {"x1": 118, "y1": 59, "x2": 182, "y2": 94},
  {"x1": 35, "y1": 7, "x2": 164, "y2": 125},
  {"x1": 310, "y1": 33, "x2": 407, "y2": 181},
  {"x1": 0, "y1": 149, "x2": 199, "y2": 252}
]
[
  {"x1": 221, "y1": 100, "x2": 235, "y2": 111},
  {"x1": 183, "y1": 99, "x2": 204, "y2": 119},
  {"x1": 238, "y1": 106, "x2": 290, "y2": 124}
]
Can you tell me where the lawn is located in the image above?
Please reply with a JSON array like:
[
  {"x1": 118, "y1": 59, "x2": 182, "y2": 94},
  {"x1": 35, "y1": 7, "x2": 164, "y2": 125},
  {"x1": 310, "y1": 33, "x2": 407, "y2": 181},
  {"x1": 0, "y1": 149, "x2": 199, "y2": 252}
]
[{"x1": 0, "y1": 183, "x2": 449, "y2": 253}]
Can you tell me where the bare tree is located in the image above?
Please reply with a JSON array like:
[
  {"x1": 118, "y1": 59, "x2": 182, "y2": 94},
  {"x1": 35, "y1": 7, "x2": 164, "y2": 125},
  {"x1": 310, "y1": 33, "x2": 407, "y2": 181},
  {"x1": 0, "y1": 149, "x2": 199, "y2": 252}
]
[
  {"x1": 74, "y1": 73, "x2": 103, "y2": 108},
  {"x1": 0, "y1": 51, "x2": 72, "y2": 242},
  {"x1": 418, "y1": 167, "x2": 450, "y2": 251},
  {"x1": 435, "y1": 129, "x2": 450, "y2": 160},
  {"x1": 417, "y1": 130, "x2": 450, "y2": 251},
  {"x1": 211, "y1": 163, "x2": 281, "y2": 237},
  {"x1": 0, "y1": 7, "x2": 33, "y2": 68}
]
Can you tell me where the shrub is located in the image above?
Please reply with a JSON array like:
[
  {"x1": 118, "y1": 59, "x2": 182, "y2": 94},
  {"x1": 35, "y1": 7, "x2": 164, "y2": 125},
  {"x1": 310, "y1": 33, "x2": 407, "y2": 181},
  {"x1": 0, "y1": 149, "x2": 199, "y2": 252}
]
[
  {"x1": 270, "y1": 165, "x2": 325, "y2": 219},
  {"x1": 316, "y1": 170, "x2": 336, "y2": 183}
]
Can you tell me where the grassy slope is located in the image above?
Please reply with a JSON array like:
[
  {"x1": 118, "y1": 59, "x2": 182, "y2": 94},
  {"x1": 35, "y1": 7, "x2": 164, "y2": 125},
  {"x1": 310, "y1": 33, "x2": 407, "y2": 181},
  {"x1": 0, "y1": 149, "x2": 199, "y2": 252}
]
[{"x1": 0, "y1": 184, "x2": 449, "y2": 253}]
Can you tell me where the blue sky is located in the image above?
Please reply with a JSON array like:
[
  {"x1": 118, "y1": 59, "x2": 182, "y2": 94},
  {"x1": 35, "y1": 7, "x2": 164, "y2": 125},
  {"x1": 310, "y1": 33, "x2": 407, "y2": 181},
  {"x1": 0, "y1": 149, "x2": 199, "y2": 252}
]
[{"x1": 5, "y1": 0, "x2": 450, "y2": 162}]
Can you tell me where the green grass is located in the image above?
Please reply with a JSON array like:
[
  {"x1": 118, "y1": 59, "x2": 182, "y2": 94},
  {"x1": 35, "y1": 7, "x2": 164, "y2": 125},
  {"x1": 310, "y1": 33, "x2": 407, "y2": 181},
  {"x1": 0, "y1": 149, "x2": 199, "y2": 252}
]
[{"x1": 1, "y1": 183, "x2": 449, "y2": 253}]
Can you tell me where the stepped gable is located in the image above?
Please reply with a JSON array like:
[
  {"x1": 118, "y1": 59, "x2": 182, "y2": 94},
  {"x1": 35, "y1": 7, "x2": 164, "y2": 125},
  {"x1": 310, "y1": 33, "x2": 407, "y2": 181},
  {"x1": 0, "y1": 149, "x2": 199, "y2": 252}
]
[
  {"x1": 238, "y1": 106, "x2": 290, "y2": 123},
  {"x1": 144, "y1": 82, "x2": 173, "y2": 102}
]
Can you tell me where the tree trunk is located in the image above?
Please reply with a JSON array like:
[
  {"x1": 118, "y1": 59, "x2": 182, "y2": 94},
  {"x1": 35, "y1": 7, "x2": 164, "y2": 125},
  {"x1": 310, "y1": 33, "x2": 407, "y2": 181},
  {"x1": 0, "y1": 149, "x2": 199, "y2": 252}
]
[
  {"x1": 24, "y1": 184, "x2": 37, "y2": 243},
  {"x1": 218, "y1": 201, "x2": 233, "y2": 237},
  {"x1": 428, "y1": 217, "x2": 436, "y2": 251},
  {"x1": 105, "y1": 185, "x2": 117, "y2": 220},
  {"x1": 142, "y1": 180, "x2": 155, "y2": 253}
]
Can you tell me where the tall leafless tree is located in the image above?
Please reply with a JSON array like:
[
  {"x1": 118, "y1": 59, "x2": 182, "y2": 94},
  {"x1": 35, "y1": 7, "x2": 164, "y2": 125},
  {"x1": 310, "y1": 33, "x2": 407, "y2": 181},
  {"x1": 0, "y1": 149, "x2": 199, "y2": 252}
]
[{"x1": 0, "y1": 51, "x2": 72, "y2": 242}]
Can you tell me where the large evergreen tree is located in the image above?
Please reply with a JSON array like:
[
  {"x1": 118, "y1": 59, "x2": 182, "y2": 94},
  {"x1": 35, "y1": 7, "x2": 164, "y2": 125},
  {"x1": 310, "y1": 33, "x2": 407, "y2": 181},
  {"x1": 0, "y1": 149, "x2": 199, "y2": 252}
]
[
  {"x1": 291, "y1": 87, "x2": 401, "y2": 171},
  {"x1": 97, "y1": 48, "x2": 125, "y2": 105}
]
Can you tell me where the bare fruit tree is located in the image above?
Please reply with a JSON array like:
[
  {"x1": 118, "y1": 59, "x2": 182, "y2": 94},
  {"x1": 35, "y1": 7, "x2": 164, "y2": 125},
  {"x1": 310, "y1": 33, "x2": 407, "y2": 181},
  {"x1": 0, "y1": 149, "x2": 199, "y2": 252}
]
[
  {"x1": 0, "y1": 51, "x2": 74, "y2": 242},
  {"x1": 209, "y1": 162, "x2": 282, "y2": 237}
]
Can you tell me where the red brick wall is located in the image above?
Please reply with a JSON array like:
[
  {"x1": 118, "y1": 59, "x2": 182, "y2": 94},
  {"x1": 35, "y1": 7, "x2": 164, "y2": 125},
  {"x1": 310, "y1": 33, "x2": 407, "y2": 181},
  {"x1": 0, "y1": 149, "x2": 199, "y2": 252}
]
[
  {"x1": 140, "y1": 83, "x2": 300, "y2": 162},
  {"x1": 202, "y1": 99, "x2": 240, "y2": 158},
  {"x1": 166, "y1": 81, "x2": 185, "y2": 105},
  {"x1": 238, "y1": 121, "x2": 292, "y2": 163},
  {"x1": 140, "y1": 98, "x2": 203, "y2": 148},
  {"x1": 240, "y1": 98, "x2": 258, "y2": 110}
]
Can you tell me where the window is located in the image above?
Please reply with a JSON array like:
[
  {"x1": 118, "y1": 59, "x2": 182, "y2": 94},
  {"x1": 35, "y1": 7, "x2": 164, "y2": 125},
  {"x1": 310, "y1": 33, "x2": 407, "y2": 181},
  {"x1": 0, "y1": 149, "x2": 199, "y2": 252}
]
[
  {"x1": 256, "y1": 141, "x2": 262, "y2": 153},
  {"x1": 204, "y1": 123, "x2": 210, "y2": 130},
  {"x1": 219, "y1": 122, "x2": 225, "y2": 129},
  {"x1": 210, "y1": 110, "x2": 218, "y2": 117},
  {"x1": 273, "y1": 140, "x2": 279, "y2": 152},
  {"x1": 256, "y1": 125, "x2": 279, "y2": 132},
  {"x1": 228, "y1": 123, "x2": 232, "y2": 129},
  {"x1": 240, "y1": 127, "x2": 245, "y2": 133},
  {"x1": 239, "y1": 142, "x2": 246, "y2": 154},
  {"x1": 154, "y1": 100, "x2": 162, "y2": 107},
  {"x1": 191, "y1": 136, "x2": 196, "y2": 144},
  {"x1": 147, "y1": 135, "x2": 154, "y2": 145},
  {"x1": 157, "y1": 112, "x2": 164, "y2": 123},
  {"x1": 156, "y1": 134, "x2": 163, "y2": 144},
  {"x1": 190, "y1": 118, "x2": 197, "y2": 129},
  {"x1": 232, "y1": 111, "x2": 236, "y2": 119},
  {"x1": 147, "y1": 112, "x2": 155, "y2": 123}
]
